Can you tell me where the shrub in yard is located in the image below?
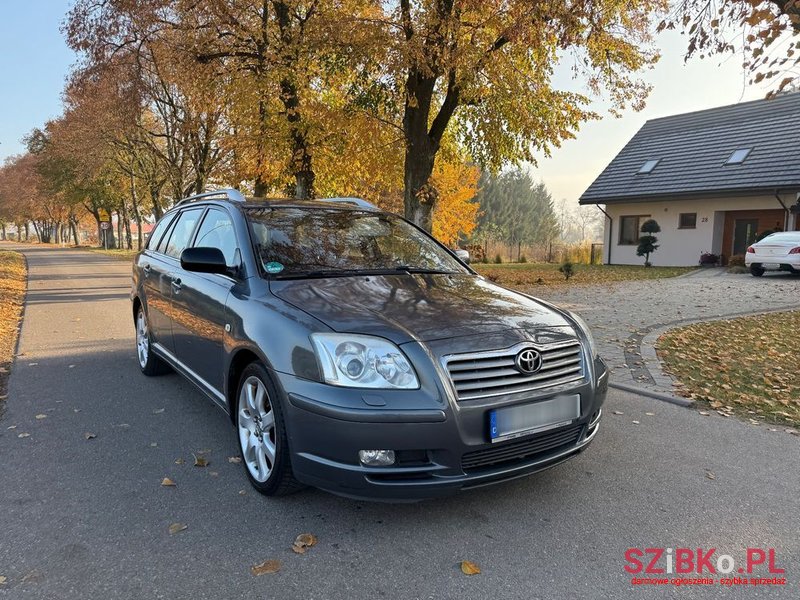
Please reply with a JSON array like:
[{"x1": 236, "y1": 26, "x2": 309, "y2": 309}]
[
  {"x1": 559, "y1": 259, "x2": 574, "y2": 280},
  {"x1": 637, "y1": 219, "x2": 660, "y2": 267},
  {"x1": 728, "y1": 254, "x2": 746, "y2": 267},
  {"x1": 493, "y1": 254, "x2": 503, "y2": 264},
  {"x1": 699, "y1": 252, "x2": 720, "y2": 265},
  {"x1": 518, "y1": 255, "x2": 527, "y2": 263},
  {"x1": 727, "y1": 265, "x2": 749, "y2": 274}
]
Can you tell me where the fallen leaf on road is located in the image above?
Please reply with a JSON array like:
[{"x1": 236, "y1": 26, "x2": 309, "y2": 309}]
[
  {"x1": 17, "y1": 433, "x2": 30, "y2": 438},
  {"x1": 150, "y1": 442, "x2": 158, "y2": 447},
  {"x1": 631, "y1": 420, "x2": 640, "y2": 424},
  {"x1": 168, "y1": 523, "x2": 187, "y2": 535},
  {"x1": 84, "y1": 432, "x2": 96, "y2": 440},
  {"x1": 251, "y1": 559, "x2": 281, "y2": 576},
  {"x1": 612, "y1": 411, "x2": 623, "y2": 415},
  {"x1": 68, "y1": 365, "x2": 75, "y2": 368},
  {"x1": 228, "y1": 456, "x2": 242, "y2": 464},
  {"x1": 292, "y1": 533, "x2": 317, "y2": 554},
  {"x1": 193, "y1": 454, "x2": 209, "y2": 467},
  {"x1": 238, "y1": 489, "x2": 246, "y2": 495},
  {"x1": 28, "y1": 363, "x2": 38, "y2": 367},
  {"x1": 645, "y1": 412, "x2": 655, "y2": 416},
  {"x1": 118, "y1": 423, "x2": 130, "y2": 428},
  {"x1": 73, "y1": 409, "x2": 81, "y2": 413},
  {"x1": 153, "y1": 408, "x2": 165, "y2": 414},
  {"x1": 161, "y1": 477, "x2": 176, "y2": 487},
  {"x1": 0, "y1": 575, "x2": 7, "y2": 585},
  {"x1": 35, "y1": 414, "x2": 47, "y2": 420},
  {"x1": 174, "y1": 458, "x2": 185, "y2": 465},
  {"x1": 460, "y1": 561, "x2": 481, "y2": 575},
  {"x1": 705, "y1": 471, "x2": 716, "y2": 481},
  {"x1": 698, "y1": 411, "x2": 710, "y2": 416},
  {"x1": 7, "y1": 425, "x2": 17, "y2": 430},
  {"x1": 209, "y1": 471, "x2": 219, "y2": 477}
]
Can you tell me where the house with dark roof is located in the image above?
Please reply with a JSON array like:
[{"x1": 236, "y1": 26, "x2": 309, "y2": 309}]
[{"x1": 579, "y1": 92, "x2": 800, "y2": 266}]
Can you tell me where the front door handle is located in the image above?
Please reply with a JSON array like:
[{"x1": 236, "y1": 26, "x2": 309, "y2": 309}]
[{"x1": 171, "y1": 278, "x2": 182, "y2": 292}]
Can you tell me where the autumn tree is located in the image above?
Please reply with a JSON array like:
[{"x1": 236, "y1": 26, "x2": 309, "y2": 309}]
[
  {"x1": 352, "y1": 0, "x2": 665, "y2": 231},
  {"x1": 668, "y1": 0, "x2": 800, "y2": 95}
]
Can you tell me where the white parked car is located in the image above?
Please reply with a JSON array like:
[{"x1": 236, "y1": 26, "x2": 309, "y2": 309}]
[{"x1": 745, "y1": 231, "x2": 800, "y2": 276}]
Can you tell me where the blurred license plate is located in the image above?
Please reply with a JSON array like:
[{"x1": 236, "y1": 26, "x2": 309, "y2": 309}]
[
  {"x1": 762, "y1": 263, "x2": 780, "y2": 270},
  {"x1": 489, "y1": 394, "x2": 580, "y2": 443}
]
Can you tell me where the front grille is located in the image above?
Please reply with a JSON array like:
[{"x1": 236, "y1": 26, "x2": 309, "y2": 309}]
[
  {"x1": 461, "y1": 424, "x2": 583, "y2": 471},
  {"x1": 445, "y1": 341, "x2": 585, "y2": 400}
]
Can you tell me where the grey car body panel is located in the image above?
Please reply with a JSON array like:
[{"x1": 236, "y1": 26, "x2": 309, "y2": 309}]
[
  {"x1": 132, "y1": 198, "x2": 607, "y2": 500},
  {"x1": 269, "y1": 274, "x2": 571, "y2": 344}
]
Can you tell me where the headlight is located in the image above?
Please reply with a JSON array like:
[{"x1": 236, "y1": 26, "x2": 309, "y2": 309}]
[
  {"x1": 568, "y1": 312, "x2": 598, "y2": 359},
  {"x1": 310, "y1": 333, "x2": 420, "y2": 390}
]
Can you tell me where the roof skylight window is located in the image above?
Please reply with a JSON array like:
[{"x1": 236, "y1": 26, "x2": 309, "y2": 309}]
[
  {"x1": 638, "y1": 159, "x2": 660, "y2": 174},
  {"x1": 725, "y1": 148, "x2": 752, "y2": 165}
]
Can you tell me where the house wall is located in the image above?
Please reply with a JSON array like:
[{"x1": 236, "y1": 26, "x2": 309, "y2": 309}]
[{"x1": 600, "y1": 195, "x2": 794, "y2": 266}]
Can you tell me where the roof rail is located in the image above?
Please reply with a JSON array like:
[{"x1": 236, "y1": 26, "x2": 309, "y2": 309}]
[
  {"x1": 176, "y1": 188, "x2": 247, "y2": 206},
  {"x1": 321, "y1": 197, "x2": 378, "y2": 210}
]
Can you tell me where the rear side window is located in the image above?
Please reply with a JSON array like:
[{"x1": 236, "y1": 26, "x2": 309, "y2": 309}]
[
  {"x1": 193, "y1": 208, "x2": 238, "y2": 267},
  {"x1": 163, "y1": 208, "x2": 204, "y2": 259},
  {"x1": 146, "y1": 213, "x2": 177, "y2": 251}
]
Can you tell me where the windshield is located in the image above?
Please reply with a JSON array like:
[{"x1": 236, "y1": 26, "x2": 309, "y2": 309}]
[{"x1": 245, "y1": 207, "x2": 469, "y2": 278}]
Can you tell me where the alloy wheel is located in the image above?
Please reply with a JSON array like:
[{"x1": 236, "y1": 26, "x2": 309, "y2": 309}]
[{"x1": 237, "y1": 375, "x2": 277, "y2": 482}]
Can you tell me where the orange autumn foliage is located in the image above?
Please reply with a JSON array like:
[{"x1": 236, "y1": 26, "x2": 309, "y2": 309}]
[{"x1": 431, "y1": 162, "x2": 480, "y2": 247}]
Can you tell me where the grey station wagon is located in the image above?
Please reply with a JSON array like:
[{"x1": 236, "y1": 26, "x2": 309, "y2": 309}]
[{"x1": 131, "y1": 189, "x2": 608, "y2": 500}]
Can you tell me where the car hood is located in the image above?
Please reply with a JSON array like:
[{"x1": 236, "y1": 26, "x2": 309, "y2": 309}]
[{"x1": 269, "y1": 273, "x2": 571, "y2": 344}]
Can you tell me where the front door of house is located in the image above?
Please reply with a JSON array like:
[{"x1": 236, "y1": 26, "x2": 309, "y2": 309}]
[{"x1": 732, "y1": 219, "x2": 759, "y2": 255}]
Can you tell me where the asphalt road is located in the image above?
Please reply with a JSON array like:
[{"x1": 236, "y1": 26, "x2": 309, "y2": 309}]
[{"x1": 0, "y1": 244, "x2": 798, "y2": 600}]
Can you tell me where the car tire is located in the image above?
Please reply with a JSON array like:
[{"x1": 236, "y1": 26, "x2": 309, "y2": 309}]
[
  {"x1": 749, "y1": 265, "x2": 764, "y2": 277},
  {"x1": 135, "y1": 305, "x2": 171, "y2": 376},
  {"x1": 235, "y1": 362, "x2": 303, "y2": 496}
]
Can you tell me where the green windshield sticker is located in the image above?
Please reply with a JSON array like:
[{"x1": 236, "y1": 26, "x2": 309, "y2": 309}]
[{"x1": 264, "y1": 261, "x2": 284, "y2": 274}]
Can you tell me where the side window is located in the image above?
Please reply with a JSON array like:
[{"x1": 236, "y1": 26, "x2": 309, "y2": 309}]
[
  {"x1": 163, "y1": 208, "x2": 203, "y2": 259},
  {"x1": 193, "y1": 208, "x2": 239, "y2": 267},
  {"x1": 146, "y1": 213, "x2": 177, "y2": 251}
]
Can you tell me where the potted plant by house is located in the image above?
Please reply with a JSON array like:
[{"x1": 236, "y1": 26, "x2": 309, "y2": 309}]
[{"x1": 699, "y1": 252, "x2": 719, "y2": 267}]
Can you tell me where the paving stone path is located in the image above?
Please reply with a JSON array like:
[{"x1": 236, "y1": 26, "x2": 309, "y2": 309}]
[{"x1": 531, "y1": 268, "x2": 800, "y2": 397}]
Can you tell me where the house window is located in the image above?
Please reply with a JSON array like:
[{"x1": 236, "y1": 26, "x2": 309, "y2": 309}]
[
  {"x1": 619, "y1": 215, "x2": 650, "y2": 245},
  {"x1": 725, "y1": 148, "x2": 751, "y2": 165},
  {"x1": 638, "y1": 159, "x2": 660, "y2": 174},
  {"x1": 678, "y1": 213, "x2": 697, "y2": 229}
]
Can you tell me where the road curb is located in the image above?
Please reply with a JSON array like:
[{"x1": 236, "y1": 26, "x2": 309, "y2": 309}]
[
  {"x1": 609, "y1": 381, "x2": 694, "y2": 407},
  {"x1": 634, "y1": 304, "x2": 800, "y2": 406}
]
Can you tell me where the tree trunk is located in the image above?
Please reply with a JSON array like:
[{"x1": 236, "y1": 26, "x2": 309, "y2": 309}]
[
  {"x1": 273, "y1": 1, "x2": 316, "y2": 200},
  {"x1": 70, "y1": 216, "x2": 79, "y2": 246},
  {"x1": 116, "y1": 211, "x2": 122, "y2": 250},
  {"x1": 24, "y1": 223, "x2": 29, "y2": 241},
  {"x1": 149, "y1": 185, "x2": 164, "y2": 221},
  {"x1": 0, "y1": 222, "x2": 6, "y2": 240}
]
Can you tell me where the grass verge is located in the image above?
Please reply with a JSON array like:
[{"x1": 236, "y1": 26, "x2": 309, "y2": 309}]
[
  {"x1": 473, "y1": 263, "x2": 693, "y2": 287},
  {"x1": 657, "y1": 311, "x2": 800, "y2": 427},
  {"x1": 87, "y1": 247, "x2": 139, "y2": 261},
  {"x1": 0, "y1": 251, "x2": 27, "y2": 397}
]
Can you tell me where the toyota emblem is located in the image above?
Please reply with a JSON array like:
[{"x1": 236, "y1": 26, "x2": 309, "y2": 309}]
[{"x1": 515, "y1": 348, "x2": 542, "y2": 375}]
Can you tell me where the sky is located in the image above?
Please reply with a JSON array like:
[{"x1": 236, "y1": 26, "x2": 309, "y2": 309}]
[{"x1": 0, "y1": 2, "x2": 772, "y2": 205}]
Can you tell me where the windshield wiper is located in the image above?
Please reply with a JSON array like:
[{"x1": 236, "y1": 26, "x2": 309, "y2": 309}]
[{"x1": 392, "y1": 266, "x2": 458, "y2": 275}]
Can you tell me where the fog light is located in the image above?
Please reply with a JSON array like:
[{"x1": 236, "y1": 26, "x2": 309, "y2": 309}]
[{"x1": 358, "y1": 449, "x2": 396, "y2": 466}]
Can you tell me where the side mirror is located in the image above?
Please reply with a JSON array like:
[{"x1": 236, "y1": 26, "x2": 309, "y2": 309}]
[
  {"x1": 454, "y1": 249, "x2": 470, "y2": 264},
  {"x1": 180, "y1": 247, "x2": 228, "y2": 274}
]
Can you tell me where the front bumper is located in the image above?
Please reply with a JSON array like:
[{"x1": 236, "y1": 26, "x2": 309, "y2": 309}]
[{"x1": 273, "y1": 357, "x2": 608, "y2": 501}]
